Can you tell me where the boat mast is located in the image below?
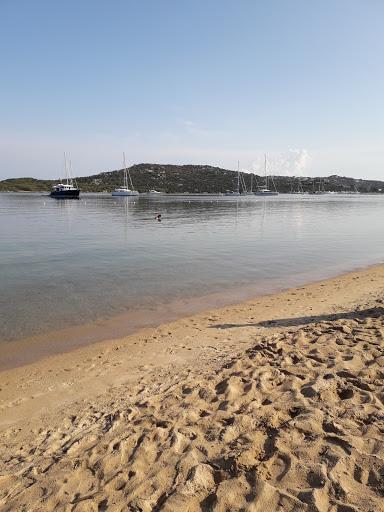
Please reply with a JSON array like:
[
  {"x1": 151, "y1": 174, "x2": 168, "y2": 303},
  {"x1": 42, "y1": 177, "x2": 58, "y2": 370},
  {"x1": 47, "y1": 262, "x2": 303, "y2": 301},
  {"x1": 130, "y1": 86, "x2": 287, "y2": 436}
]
[
  {"x1": 123, "y1": 152, "x2": 134, "y2": 190},
  {"x1": 64, "y1": 152, "x2": 68, "y2": 185},
  {"x1": 237, "y1": 160, "x2": 240, "y2": 194},
  {"x1": 122, "y1": 152, "x2": 128, "y2": 189},
  {"x1": 69, "y1": 160, "x2": 74, "y2": 187},
  {"x1": 264, "y1": 154, "x2": 268, "y2": 189}
]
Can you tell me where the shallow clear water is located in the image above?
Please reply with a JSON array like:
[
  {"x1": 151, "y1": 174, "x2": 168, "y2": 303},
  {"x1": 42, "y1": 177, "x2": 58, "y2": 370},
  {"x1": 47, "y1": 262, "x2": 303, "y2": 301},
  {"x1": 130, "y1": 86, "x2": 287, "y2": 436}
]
[{"x1": 1, "y1": 192, "x2": 383, "y2": 344}]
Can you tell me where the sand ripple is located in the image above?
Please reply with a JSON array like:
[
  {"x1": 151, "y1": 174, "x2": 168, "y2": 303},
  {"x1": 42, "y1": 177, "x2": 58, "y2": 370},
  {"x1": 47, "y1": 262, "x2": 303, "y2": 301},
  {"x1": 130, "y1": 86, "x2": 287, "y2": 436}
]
[{"x1": 1, "y1": 307, "x2": 384, "y2": 511}]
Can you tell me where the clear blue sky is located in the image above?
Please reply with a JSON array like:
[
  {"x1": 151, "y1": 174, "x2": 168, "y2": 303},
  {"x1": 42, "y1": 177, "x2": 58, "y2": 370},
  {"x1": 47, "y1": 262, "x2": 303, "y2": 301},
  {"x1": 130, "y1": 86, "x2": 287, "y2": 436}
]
[{"x1": 1, "y1": 0, "x2": 383, "y2": 179}]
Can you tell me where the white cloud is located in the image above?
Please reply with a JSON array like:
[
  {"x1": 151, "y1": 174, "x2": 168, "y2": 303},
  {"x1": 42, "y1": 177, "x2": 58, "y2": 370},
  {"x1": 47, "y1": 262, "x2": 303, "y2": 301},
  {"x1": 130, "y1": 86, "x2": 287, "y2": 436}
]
[
  {"x1": 1, "y1": 129, "x2": 382, "y2": 181},
  {"x1": 0, "y1": 133, "x2": 312, "y2": 180},
  {"x1": 289, "y1": 149, "x2": 311, "y2": 176},
  {"x1": 250, "y1": 149, "x2": 311, "y2": 176}
]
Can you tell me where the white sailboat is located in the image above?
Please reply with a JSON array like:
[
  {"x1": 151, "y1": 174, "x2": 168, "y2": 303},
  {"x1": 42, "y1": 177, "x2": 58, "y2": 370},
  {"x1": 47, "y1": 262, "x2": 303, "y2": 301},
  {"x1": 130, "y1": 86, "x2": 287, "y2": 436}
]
[
  {"x1": 147, "y1": 190, "x2": 163, "y2": 195},
  {"x1": 112, "y1": 153, "x2": 139, "y2": 196},
  {"x1": 241, "y1": 171, "x2": 256, "y2": 195},
  {"x1": 254, "y1": 154, "x2": 279, "y2": 196},
  {"x1": 225, "y1": 161, "x2": 241, "y2": 195}
]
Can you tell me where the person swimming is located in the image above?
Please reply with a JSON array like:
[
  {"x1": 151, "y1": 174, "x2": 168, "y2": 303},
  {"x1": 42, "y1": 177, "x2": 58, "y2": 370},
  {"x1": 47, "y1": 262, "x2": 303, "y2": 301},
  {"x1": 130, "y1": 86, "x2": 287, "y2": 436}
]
[{"x1": 155, "y1": 213, "x2": 162, "y2": 222}]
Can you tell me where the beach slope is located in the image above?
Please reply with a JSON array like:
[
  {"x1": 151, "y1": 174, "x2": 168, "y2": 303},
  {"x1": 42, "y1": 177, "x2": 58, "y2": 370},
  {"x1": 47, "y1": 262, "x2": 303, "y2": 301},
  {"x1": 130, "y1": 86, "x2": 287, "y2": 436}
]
[{"x1": 1, "y1": 266, "x2": 384, "y2": 511}]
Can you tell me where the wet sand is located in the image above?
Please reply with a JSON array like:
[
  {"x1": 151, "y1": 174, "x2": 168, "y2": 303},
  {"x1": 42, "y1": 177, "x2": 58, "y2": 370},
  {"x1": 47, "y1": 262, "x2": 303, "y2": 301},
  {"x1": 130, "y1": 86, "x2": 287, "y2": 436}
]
[
  {"x1": 0, "y1": 267, "x2": 333, "y2": 371},
  {"x1": 1, "y1": 264, "x2": 384, "y2": 511},
  {"x1": 0, "y1": 282, "x2": 281, "y2": 371}
]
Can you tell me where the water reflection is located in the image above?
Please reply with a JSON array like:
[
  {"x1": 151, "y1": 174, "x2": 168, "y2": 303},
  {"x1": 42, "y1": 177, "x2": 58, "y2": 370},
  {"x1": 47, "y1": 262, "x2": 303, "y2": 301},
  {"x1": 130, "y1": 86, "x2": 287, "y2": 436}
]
[{"x1": 1, "y1": 192, "x2": 384, "y2": 343}]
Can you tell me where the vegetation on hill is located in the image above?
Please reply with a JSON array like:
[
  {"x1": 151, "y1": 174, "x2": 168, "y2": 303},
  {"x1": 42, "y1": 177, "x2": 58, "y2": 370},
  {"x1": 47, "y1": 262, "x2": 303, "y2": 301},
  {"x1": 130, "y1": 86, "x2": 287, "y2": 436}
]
[
  {"x1": 0, "y1": 164, "x2": 383, "y2": 193},
  {"x1": 0, "y1": 177, "x2": 54, "y2": 192},
  {"x1": 76, "y1": 164, "x2": 249, "y2": 193}
]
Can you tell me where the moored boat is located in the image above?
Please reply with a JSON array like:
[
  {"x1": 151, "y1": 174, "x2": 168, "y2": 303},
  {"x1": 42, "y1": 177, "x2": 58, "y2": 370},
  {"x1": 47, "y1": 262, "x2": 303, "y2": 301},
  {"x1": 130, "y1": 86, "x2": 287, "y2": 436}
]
[
  {"x1": 50, "y1": 154, "x2": 80, "y2": 198},
  {"x1": 254, "y1": 188, "x2": 279, "y2": 196},
  {"x1": 225, "y1": 161, "x2": 242, "y2": 195},
  {"x1": 112, "y1": 188, "x2": 139, "y2": 197},
  {"x1": 112, "y1": 153, "x2": 139, "y2": 196},
  {"x1": 254, "y1": 154, "x2": 279, "y2": 196},
  {"x1": 50, "y1": 183, "x2": 80, "y2": 198}
]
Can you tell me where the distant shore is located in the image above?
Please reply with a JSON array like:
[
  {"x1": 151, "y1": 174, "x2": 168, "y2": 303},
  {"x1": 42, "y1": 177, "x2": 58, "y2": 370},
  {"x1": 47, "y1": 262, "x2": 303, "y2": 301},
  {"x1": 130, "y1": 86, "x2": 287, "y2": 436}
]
[
  {"x1": 1, "y1": 264, "x2": 384, "y2": 510},
  {"x1": 2, "y1": 165, "x2": 384, "y2": 194},
  {"x1": 1, "y1": 190, "x2": 383, "y2": 195}
]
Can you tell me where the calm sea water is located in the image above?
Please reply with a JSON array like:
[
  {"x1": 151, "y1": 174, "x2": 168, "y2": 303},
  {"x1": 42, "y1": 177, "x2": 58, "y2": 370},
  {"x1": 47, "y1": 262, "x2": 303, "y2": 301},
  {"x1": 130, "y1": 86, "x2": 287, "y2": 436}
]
[{"x1": 1, "y1": 192, "x2": 383, "y2": 345}]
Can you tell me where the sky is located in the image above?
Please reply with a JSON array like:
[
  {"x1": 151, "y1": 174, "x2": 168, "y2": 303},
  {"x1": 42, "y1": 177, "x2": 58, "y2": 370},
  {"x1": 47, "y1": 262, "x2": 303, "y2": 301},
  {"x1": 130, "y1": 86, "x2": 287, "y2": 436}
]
[{"x1": 0, "y1": 0, "x2": 383, "y2": 180}]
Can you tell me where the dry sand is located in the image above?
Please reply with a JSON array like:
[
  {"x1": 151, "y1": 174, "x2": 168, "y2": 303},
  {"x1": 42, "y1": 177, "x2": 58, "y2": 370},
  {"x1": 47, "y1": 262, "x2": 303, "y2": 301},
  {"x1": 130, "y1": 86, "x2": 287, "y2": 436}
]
[{"x1": 1, "y1": 265, "x2": 384, "y2": 511}]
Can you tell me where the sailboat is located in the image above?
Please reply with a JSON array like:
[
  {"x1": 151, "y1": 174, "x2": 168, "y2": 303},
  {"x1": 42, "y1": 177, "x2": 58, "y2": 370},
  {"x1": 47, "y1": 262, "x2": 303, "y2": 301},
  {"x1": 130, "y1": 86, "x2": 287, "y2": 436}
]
[
  {"x1": 225, "y1": 161, "x2": 241, "y2": 195},
  {"x1": 254, "y1": 154, "x2": 279, "y2": 196},
  {"x1": 242, "y1": 172, "x2": 257, "y2": 195},
  {"x1": 290, "y1": 176, "x2": 305, "y2": 194},
  {"x1": 146, "y1": 189, "x2": 163, "y2": 195},
  {"x1": 112, "y1": 153, "x2": 139, "y2": 196},
  {"x1": 50, "y1": 153, "x2": 80, "y2": 198},
  {"x1": 314, "y1": 178, "x2": 327, "y2": 194}
]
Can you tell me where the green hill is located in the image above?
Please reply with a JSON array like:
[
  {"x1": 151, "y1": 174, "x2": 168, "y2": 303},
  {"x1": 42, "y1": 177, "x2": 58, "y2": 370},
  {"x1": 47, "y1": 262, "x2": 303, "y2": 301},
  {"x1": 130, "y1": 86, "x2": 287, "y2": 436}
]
[
  {"x1": 76, "y1": 164, "x2": 249, "y2": 193},
  {"x1": 0, "y1": 164, "x2": 383, "y2": 193},
  {"x1": 0, "y1": 177, "x2": 54, "y2": 192}
]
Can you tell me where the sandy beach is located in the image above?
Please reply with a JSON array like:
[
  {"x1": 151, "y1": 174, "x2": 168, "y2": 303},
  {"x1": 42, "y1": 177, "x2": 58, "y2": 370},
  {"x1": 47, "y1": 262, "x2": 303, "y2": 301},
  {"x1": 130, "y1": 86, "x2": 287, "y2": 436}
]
[{"x1": 1, "y1": 265, "x2": 384, "y2": 511}]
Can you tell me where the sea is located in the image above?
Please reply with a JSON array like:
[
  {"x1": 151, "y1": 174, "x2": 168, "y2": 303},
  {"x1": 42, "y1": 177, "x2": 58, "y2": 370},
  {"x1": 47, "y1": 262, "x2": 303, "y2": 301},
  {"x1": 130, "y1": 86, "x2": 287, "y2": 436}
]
[{"x1": 1, "y1": 192, "x2": 383, "y2": 366}]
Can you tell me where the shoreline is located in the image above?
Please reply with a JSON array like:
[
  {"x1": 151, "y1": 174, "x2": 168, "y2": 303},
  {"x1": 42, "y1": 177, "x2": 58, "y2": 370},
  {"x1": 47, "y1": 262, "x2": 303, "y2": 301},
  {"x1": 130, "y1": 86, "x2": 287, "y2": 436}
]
[
  {"x1": 1, "y1": 263, "x2": 384, "y2": 510},
  {"x1": 1, "y1": 261, "x2": 382, "y2": 372},
  {"x1": 1, "y1": 262, "x2": 383, "y2": 423}
]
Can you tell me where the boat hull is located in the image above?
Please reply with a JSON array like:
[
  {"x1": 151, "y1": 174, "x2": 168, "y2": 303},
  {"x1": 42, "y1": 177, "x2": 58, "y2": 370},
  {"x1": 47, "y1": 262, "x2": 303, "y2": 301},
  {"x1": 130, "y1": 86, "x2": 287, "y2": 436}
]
[
  {"x1": 111, "y1": 191, "x2": 139, "y2": 196},
  {"x1": 254, "y1": 191, "x2": 279, "y2": 196},
  {"x1": 50, "y1": 190, "x2": 80, "y2": 198}
]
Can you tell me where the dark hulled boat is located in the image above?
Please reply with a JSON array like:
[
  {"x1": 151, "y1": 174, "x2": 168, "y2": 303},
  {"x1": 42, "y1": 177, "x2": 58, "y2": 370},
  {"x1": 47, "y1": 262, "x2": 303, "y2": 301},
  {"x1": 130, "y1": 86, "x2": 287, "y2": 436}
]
[
  {"x1": 50, "y1": 183, "x2": 80, "y2": 198},
  {"x1": 50, "y1": 153, "x2": 80, "y2": 198}
]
